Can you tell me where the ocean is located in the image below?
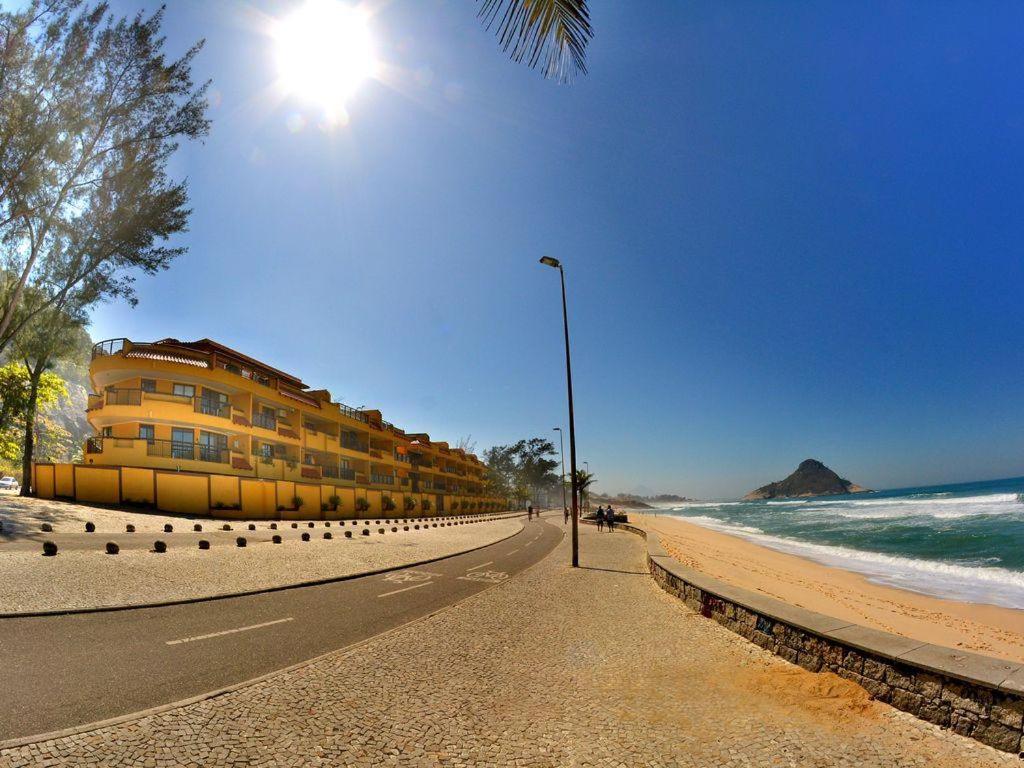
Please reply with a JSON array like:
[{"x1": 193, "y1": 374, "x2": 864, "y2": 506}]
[{"x1": 660, "y1": 477, "x2": 1024, "y2": 609}]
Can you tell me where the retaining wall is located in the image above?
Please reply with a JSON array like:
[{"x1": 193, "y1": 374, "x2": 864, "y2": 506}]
[{"x1": 608, "y1": 520, "x2": 1024, "y2": 755}]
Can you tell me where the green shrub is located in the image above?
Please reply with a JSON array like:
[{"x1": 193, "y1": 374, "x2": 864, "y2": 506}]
[
  {"x1": 293, "y1": 495, "x2": 304, "y2": 510},
  {"x1": 421, "y1": 498, "x2": 432, "y2": 512},
  {"x1": 355, "y1": 497, "x2": 369, "y2": 513},
  {"x1": 404, "y1": 495, "x2": 415, "y2": 512},
  {"x1": 328, "y1": 494, "x2": 341, "y2": 511},
  {"x1": 382, "y1": 495, "x2": 396, "y2": 512}
]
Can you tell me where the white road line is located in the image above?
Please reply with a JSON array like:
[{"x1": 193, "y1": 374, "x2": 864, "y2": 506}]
[
  {"x1": 465, "y1": 561, "x2": 493, "y2": 571},
  {"x1": 378, "y1": 581, "x2": 432, "y2": 598},
  {"x1": 505, "y1": 548, "x2": 520, "y2": 556},
  {"x1": 165, "y1": 617, "x2": 293, "y2": 646}
]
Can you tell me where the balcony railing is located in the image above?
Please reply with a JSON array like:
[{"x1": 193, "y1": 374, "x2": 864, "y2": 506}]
[
  {"x1": 91, "y1": 338, "x2": 127, "y2": 359},
  {"x1": 252, "y1": 413, "x2": 277, "y2": 430},
  {"x1": 194, "y1": 398, "x2": 230, "y2": 419},
  {"x1": 340, "y1": 434, "x2": 368, "y2": 452},
  {"x1": 370, "y1": 474, "x2": 395, "y2": 485},
  {"x1": 148, "y1": 439, "x2": 229, "y2": 464},
  {"x1": 105, "y1": 388, "x2": 142, "y2": 406},
  {"x1": 338, "y1": 403, "x2": 369, "y2": 424}
]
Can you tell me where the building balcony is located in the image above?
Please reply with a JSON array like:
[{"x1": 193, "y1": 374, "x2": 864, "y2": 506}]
[
  {"x1": 252, "y1": 413, "x2": 277, "y2": 431},
  {"x1": 85, "y1": 436, "x2": 229, "y2": 467}
]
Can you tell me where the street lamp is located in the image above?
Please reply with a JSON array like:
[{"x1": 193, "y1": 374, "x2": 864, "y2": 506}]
[
  {"x1": 553, "y1": 427, "x2": 567, "y2": 520},
  {"x1": 539, "y1": 255, "x2": 580, "y2": 567}
]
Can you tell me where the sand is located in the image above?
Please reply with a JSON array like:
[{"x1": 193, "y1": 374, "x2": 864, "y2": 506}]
[{"x1": 632, "y1": 512, "x2": 1024, "y2": 664}]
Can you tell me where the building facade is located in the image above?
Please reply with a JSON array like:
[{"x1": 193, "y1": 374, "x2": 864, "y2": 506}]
[{"x1": 33, "y1": 337, "x2": 501, "y2": 519}]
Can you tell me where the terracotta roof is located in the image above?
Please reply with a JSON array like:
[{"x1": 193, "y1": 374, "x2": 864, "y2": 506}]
[{"x1": 157, "y1": 338, "x2": 305, "y2": 388}]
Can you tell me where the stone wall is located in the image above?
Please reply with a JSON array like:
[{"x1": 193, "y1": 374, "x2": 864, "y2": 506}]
[{"x1": 605, "y1": 520, "x2": 1024, "y2": 754}]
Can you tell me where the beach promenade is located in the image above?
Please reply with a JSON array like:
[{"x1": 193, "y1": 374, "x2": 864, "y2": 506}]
[
  {"x1": 1, "y1": 516, "x2": 1010, "y2": 767},
  {"x1": 634, "y1": 512, "x2": 1024, "y2": 663}
]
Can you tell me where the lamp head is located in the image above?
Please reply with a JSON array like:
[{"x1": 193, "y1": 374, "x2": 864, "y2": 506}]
[
  {"x1": 539, "y1": 256, "x2": 561, "y2": 269},
  {"x1": 553, "y1": 427, "x2": 561, "y2": 431}
]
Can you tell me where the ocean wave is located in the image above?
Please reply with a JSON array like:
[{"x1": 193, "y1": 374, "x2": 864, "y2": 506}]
[
  {"x1": 674, "y1": 515, "x2": 1024, "y2": 609},
  {"x1": 824, "y1": 493, "x2": 1017, "y2": 507},
  {"x1": 789, "y1": 493, "x2": 1020, "y2": 520},
  {"x1": 677, "y1": 515, "x2": 764, "y2": 535}
]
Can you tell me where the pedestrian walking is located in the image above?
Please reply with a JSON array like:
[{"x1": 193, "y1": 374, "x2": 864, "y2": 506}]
[
  {"x1": 563, "y1": 507, "x2": 569, "y2": 525},
  {"x1": 596, "y1": 504, "x2": 605, "y2": 532},
  {"x1": 606, "y1": 505, "x2": 615, "y2": 532},
  {"x1": 527, "y1": 505, "x2": 533, "y2": 521}
]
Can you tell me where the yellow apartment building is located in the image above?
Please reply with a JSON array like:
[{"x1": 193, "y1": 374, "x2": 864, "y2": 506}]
[{"x1": 33, "y1": 337, "x2": 502, "y2": 519}]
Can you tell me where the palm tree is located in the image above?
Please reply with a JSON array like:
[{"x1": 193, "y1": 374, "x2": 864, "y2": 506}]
[
  {"x1": 573, "y1": 468, "x2": 595, "y2": 512},
  {"x1": 477, "y1": 0, "x2": 593, "y2": 82}
]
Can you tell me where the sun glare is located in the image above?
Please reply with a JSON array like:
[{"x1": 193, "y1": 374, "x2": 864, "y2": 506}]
[{"x1": 273, "y1": 0, "x2": 377, "y2": 118}]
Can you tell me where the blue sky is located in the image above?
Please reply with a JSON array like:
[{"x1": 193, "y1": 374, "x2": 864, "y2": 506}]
[{"x1": 87, "y1": 1, "x2": 1024, "y2": 499}]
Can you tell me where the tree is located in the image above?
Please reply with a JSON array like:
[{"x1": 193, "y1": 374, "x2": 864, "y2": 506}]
[
  {"x1": 0, "y1": 1, "x2": 210, "y2": 354},
  {"x1": 10, "y1": 290, "x2": 89, "y2": 494},
  {"x1": 573, "y1": 468, "x2": 595, "y2": 511},
  {"x1": 476, "y1": 0, "x2": 593, "y2": 82},
  {"x1": 482, "y1": 437, "x2": 559, "y2": 507},
  {"x1": 0, "y1": 360, "x2": 67, "y2": 469}
]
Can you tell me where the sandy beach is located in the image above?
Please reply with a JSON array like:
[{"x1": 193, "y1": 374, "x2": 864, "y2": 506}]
[{"x1": 632, "y1": 512, "x2": 1024, "y2": 664}]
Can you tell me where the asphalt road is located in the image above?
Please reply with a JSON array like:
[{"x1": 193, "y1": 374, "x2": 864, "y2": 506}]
[{"x1": 0, "y1": 515, "x2": 563, "y2": 742}]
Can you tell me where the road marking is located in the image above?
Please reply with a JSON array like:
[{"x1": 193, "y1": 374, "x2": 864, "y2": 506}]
[
  {"x1": 378, "y1": 581, "x2": 432, "y2": 598},
  {"x1": 458, "y1": 570, "x2": 509, "y2": 584},
  {"x1": 505, "y1": 548, "x2": 520, "y2": 556},
  {"x1": 465, "y1": 560, "x2": 493, "y2": 571},
  {"x1": 166, "y1": 617, "x2": 293, "y2": 646},
  {"x1": 382, "y1": 570, "x2": 435, "y2": 584}
]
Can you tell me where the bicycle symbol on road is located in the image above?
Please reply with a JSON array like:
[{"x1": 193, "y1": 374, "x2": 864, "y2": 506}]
[
  {"x1": 382, "y1": 570, "x2": 434, "y2": 584},
  {"x1": 457, "y1": 570, "x2": 508, "y2": 584}
]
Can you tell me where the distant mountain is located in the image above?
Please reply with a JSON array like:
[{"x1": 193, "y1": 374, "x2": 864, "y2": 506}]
[
  {"x1": 589, "y1": 492, "x2": 696, "y2": 509},
  {"x1": 744, "y1": 459, "x2": 870, "y2": 500}
]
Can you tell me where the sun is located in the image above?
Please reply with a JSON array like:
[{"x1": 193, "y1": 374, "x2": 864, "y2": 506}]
[{"x1": 273, "y1": 0, "x2": 377, "y2": 116}]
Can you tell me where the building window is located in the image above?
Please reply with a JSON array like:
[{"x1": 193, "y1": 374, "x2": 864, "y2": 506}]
[
  {"x1": 141, "y1": 379, "x2": 156, "y2": 393},
  {"x1": 102, "y1": 426, "x2": 112, "y2": 437},
  {"x1": 172, "y1": 383, "x2": 195, "y2": 399},
  {"x1": 171, "y1": 428, "x2": 194, "y2": 459},
  {"x1": 197, "y1": 387, "x2": 228, "y2": 416},
  {"x1": 198, "y1": 431, "x2": 226, "y2": 462},
  {"x1": 139, "y1": 424, "x2": 155, "y2": 443}
]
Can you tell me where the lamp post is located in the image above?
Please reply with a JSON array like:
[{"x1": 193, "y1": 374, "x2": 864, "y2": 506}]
[
  {"x1": 553, "y1": 426, "x2": 567, "y2": 520},
  {"x1": 539, "y1": 256, "x2": 579, "y2": 567}
]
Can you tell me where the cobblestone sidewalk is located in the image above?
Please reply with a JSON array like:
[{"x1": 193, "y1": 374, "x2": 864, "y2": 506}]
[{"x1": 0, "y1": 522, "x2": 1013, "y2": 767}]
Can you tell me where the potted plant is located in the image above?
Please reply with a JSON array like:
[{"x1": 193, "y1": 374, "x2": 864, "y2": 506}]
[
  {"x1": 293, "y1": 495, "x2": 304, "y2": 511},
  {"x1": 404, "y1": 495, "x2": 416, "y2": 512},
  {"x1": 421, "y1": 498, "x2": 432, "y2": 512},
  {"x1": 328, "y1": 494, "x2": 341, "y2": 512},
  {"x1": 382, "y1": 495, "x2": 396, "y2": 512},
  {"x1": 355, "y1": 497, "x2": 369, "y2": 514}
]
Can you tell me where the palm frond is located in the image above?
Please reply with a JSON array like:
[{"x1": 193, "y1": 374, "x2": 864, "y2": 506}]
[{"x1": 477, "y1": 0, "x2": 593, "y2": 82}]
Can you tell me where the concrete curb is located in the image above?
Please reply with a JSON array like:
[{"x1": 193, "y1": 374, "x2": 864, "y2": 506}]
[
  {"x1": 0, "y1": 513, "x2": 525, "y2": 619},
  {"x1": 600, "y1": 517, "x2": 1024, "y2": 755},
  {"x1": 0, "y1": 517, "x2": 563, "y2": 752}
]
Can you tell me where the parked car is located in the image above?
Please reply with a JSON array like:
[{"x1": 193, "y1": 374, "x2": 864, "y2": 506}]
[{"x1": 0, "y1": 476, "x2": 19, "y2": 490}]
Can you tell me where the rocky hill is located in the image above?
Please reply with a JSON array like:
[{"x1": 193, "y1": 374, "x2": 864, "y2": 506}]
[
  {"x1": 744, "y1": 459, "x2": 869, "y2": 500},
  {"x1": 588, "y1": 492, "x2": 696, "y2": 509}
]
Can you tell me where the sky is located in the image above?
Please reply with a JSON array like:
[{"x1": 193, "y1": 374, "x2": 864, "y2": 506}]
[{"x1": 84, "y1": 0, "x2": 1024, "y2": 500}]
